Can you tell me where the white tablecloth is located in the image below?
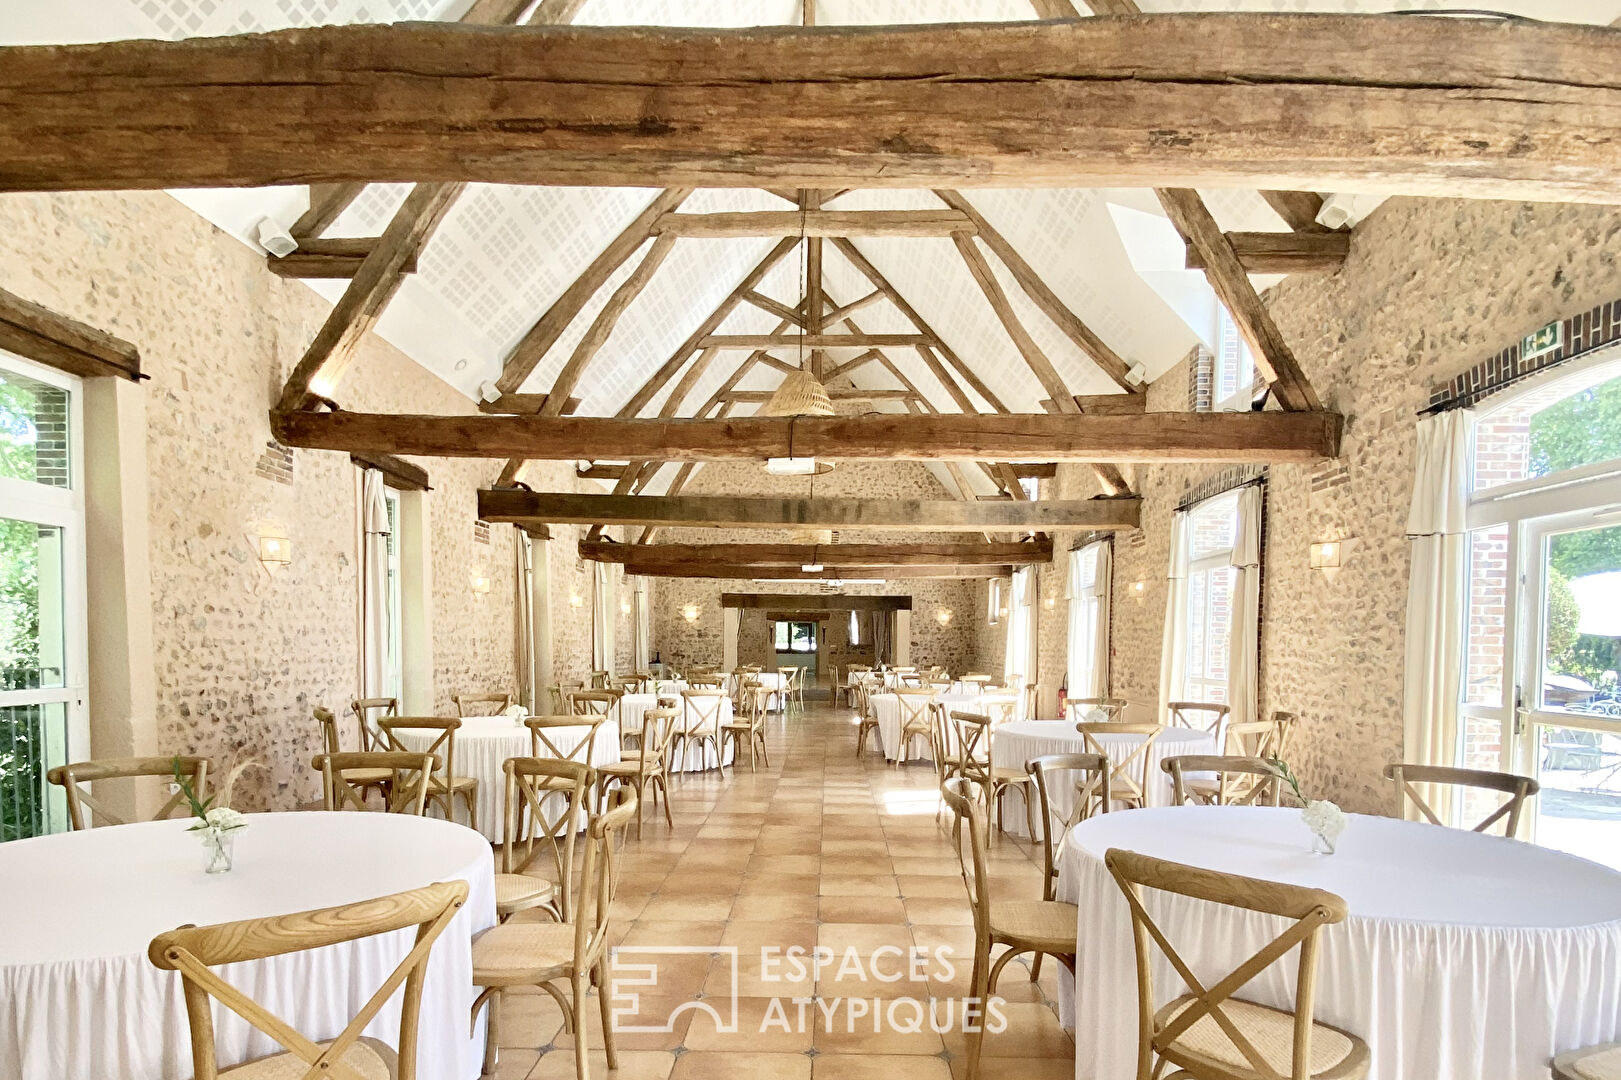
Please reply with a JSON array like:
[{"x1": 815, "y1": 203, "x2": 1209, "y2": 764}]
[
  {"x1": 1056, "y1": 805, "x2": 1621, "y2": 1080},
  {"x1": 872, "y1": 691, "x2": 1021, "y2": 761},
  {"x1": 0, "y1": 812, "x2": 496, "y2": 1080},
  {"x1": 395, "y1": 715, "x2": 619, "y2": 842},
  {"x1": 613, "y1": 694, "x2": 736, "y2": 772},
  {"x1": 990, "y1": 721, "x2": 1217, "y2": 835},
  {"x1": 749, "y1": 671, "x2": 790, "y2": 711}
]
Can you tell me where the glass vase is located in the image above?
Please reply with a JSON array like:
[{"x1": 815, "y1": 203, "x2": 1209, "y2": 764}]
[
  {"x1": 1310, "y1": 829, "x2": 1337, "y2": 855},
  {"x1": 200, "y1": 827, "x2": 235, "y2": 874}
]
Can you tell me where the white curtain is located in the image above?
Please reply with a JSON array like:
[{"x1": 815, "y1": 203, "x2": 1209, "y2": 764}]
[
  {"x1": 1006, "y1": 566, "x2": 1036, "y2": 686},
  {"x1": 1226, "y1": 484, "x2": 1264, "y2": 728},
  {"x1": 632, "y1": 575, "x2": 651, "y2": 672},
  {"x1": 514, "y1": 531, "x2": 536, "y2": 712},
  {"x1": 591, "y1": 561, "x2": 617, "y2": 673},
  {"x1": 1067, "y1": 541, "x2": 1111, "y2": 700},
  {"x1": 359, "y1": 469, "x2": 391, "y2": 700},
  {"x1": 1403, "y1": 409, "x2": 1474, "y2": 821},
  {"x1": 1158, "y1": 509, "x2": 1191, "y2": 721}
]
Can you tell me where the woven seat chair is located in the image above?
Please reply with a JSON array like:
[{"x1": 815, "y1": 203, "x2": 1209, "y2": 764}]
[
  {"x1": 312, "y1": 751, "x2": 438, "y2": 816},
  {"x1": 1164, "y1": 755, "x2": 1283, "y2": 807},
  {"x1": 524, "y1": 717, "x2": 606, "y2": 802},
  {"x1": 891, "y1": 687, "x2": 938, "y2": 766},
  {"x1": 675, "y1": 690, "x2": 727, "y2": 772},
  {"x1": 48, "y1": 755, "x2": 212, "y2": 831},
  {"x1": 951, "y1": 710, "x2": 1035, "y2": 840},
  {"x1": 1026, "y1": 752, "x2": 1111, "y2": 979},
  {"x1": 452, "y1": 692, "x2": 511, "y2": 717},
  {"x1": 721, "y1": 681, "x2": 772, "y2": 772},
  {"x1": 597, "y1": 708, "x2": 677, "y2": 836},
  {"x1": 1069, "y1": 696, "x2": 1129, "y2": 723},
  {"x1": 313, "y1": 707, "x2": 392, "y2": 805},
  {"x1": 472, "y1": 788, "x2": 639, "y2": 1079},
  {"x1": 148, "y1": 880, "x2": 467, "y2": 1080},
  {"x1": 942, "y1": 777, "x2": 1077, "y2": 1080},
  {"x1": 565, "y1": 689, "x2": 623, "y2": 721},
  {"x1": 853, "y1": 676, "x2": 882, "y2": 758},
  {"x1": 1384, "y1": 762, "x2": 1540, "y2": 838},
  {"x1": 1168, "y1": 700, "x2": 1232, "y2": 736},
  {"x1": 1075, "y1": 721, "x2": 1166, "y2": 812},
  {"x1": 588, "y1": 670, "x2": 611, "y2": 689},
  {"x1": 375, "y1": 717, "x2": 478, "y2": 830},
  {"x1": 349, "y1": 697, "x2": 398, "y2": 750},
  {"x1": 495, "y1": 757, "x2": 593, "y2": 922},
  {"x1": 1555, "y1": 1042, "x2": 1621, "y2": 1080},
  {"x1": 1272, "y1": 710, "x2": 1301, "y2": 759},
  {"x1": 547, "y1": 682, "x2": 582, "y2": 714},
  {"x1": 1105, "y1": 849, "x2": 1370, "y2": 1080},
  {"x1": 687, "y1": 673, "x2": 726, "y2": 690}
]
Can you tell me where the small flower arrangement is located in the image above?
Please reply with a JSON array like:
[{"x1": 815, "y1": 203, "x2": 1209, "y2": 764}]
[
  {"x1": 172, "y1": 756, "x2": 257, "y2": 874},
  {"x1": 1268, "y1": 756, "x2": 1347, "y2": 855},
  {"x1": 1084, "y1": 707, "x2": 1110, "y2": 724}
]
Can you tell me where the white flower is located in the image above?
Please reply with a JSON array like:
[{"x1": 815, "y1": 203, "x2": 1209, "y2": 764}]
[
  {"x1": 1084, "y1": 708, "x2": 1109, "y2": 724},
  {"x1": 1302, "y1": 799, "x2": 1346, "y2": 840},
  {"x1": 204, "y1": 807, "x2": 247, "y2": 831},
  {"x1": 506, "y1": 704, "x2": 527, "y2": 718}
]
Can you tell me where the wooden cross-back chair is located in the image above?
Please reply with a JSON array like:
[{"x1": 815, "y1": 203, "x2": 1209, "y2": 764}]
[
  {"x1": 349, "y1": 697, "x2": 398, "y2": 751},
  {"x1": 598, "y1": 708, "x2": 678, "y2": 836},
  {"x1": 687, "y1": 673, "x2": 725, "y2": 690},
  {"x1": 313, "y1": 751, "x2": 438, "y2": 816},
  {"x1": 148, "y1": 880, "x2": 468, "y2": 1080},
  {"x1": 1554, "y1": 1041, "x2": 1621, "y2": 1080},
  {"x1": 472, "y1": 787, "x2": 639, "y2": 1079},
  {"x1": 1271, "y1": 710, "x2": 1301, "y2": 759},
  {"x1": 1075, "y1": 722, "x2": 1166, "y2": 812},
  {"x1": 1104, "y1": 849, "x2": 1370, "y2": 1080},
  {"x1": 675, "y1": 689, "x2": 726, "y2": 772},
  {"x1": 1025, "y1": 751, "x2": 1110, "y2": 983},
  {"x1": 47, "y1": 756, "x2": 212, "y2": 831},
  {"x1": 1168, "y1": 700, "x2": 1231, "y2": 736},
  {"x1": 452, "y1": 692, "x2": 511, "y2": 718},
  {"x1": 497, "y1": 757, "x2": 593, "y2": 923},
  {"x1": 525, "y1": 717, "x2": 606, "y2": 779},
  {"x1": 961, "y1": 673, "x2": 992, "y2": 687},
  {"x1": 375, "y1": 717, "x2": 478, "y2": 830},
  {"x1": 565, "y1": 689, "x2": 622, "y2": 719},
  {"x1": 941, "y1": 778, "x2": 1077, "y2": 1080},
  {"x1": 853, "y1": 676, "x2": 882, "y2": 758},
  {"x1": 313, "y1": 707, "x2": 392, "y2": 805},
  {"x1": 1383, "y1": 762, "x2": 1540, "y2": 838},
  {"x1": 1165, "y1": 755, "x2": 1283, "y2": 807},
  {"x1": 951, "y1": 710, "x2": 1035, "y2": 840},
  {"x1": 722, "y1": 681, "x2": 772, "y2": 772},
  {"x1": 891, "y1": 688, "x2": 938, "y2": 766},
  {"x1": 1070, "y1": 696, "x2": 1130, "y2": 723},
  {"x1": 587, "y1": 670, "x2": 610, "y2": 689},
  {"x1": 547, "y1": 682, "x2": 582, "y2": 714}
]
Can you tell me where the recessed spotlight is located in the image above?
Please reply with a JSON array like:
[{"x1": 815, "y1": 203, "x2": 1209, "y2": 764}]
[{"x1": 454, "y1": 358, "x2": 469, "y2": 372}]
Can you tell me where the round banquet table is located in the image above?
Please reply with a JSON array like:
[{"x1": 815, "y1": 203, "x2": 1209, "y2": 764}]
[
  {"x1": 991, "y1": 721, "x2": 1217, "y2": 835},
  {"x1": 872, "y1": 691, "x2": 1022, "y2": 762},
  {"x1": 1055, "y1": 805, "x2": 1621, "y2": 1080},
  {"x1": 613, "y1": 694, "x2": 736, "y2": 772},
  {"x1": 0, "y1": 812, "x2": 496, "y2": 1080},
  {"x1": 394, "y1": 714, "x2": 620, "y2": 843}
]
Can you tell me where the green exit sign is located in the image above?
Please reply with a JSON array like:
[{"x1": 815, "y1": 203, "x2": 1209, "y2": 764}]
[{"x1": 1522, "y1": 321, "x2": 1562, "y2": 362}]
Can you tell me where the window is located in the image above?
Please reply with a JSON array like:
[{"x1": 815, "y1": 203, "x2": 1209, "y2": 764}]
[
  {"x1": 775, "y1": 621, "x2": 816, "y2": 653},
  {"x1": 848, "y1": 609, "x2": 861, "y2": 647},
  {"x1": 987, "y1": 578, "x2": 1003, "y2": 626},
  {"x1": 1067, "y1": 541, "x2": 1110, "y2": 700},
  {"x1": 1460, "y1": 348, "x2": 1621, "y2": 864},
  {"x1": 382, "y1": 487, "x2": 403, "y2": 704},
  {"x1": 0, "y1": 354, "x2": 87, "y2": 841},
  {"x1": 1214, "y1": 306, "x2": 1257, "y2": 412},
  {"x1": 1181, "y1": 491, "x2": 1241, "y2": 705}
]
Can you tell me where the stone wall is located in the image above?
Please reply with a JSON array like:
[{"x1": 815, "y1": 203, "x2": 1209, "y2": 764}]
[
  {"x1": 1027, "y1": 196, "x2": 1621, "y2": 815},
  {"x1": 0, "y1": 190, "x2": 536, "y2": 809}
]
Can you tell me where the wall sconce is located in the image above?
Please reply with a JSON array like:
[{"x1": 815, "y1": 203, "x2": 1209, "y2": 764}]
[
  {"x1": 1043, "y1": 596, "x2": 1057, "y2": 610},
  {"x1": 1310, "y1": 537, "x2": 1358, "y2": 583},
  {"x1": 621, "y1": 599, "x2": 632, "y2": 615},
  {"x1": 935, "y1": 607, "x2": 953, "y2": 627},
  {"x1": 682, "y1": 603, "x2": 700, "y2": 624},
  {"x1": 1128, "y1": 580, "x2": 1147, "y2": 602},
  {"x1": 257, "y1": 531, "x2": 292, "y2": 572},
  {"x1": 998, "y1": 607, "x2": 1011, "y2": 619},
  {"x1": 470, "y1": 571, "x2": 492, "y2": 594},
  {"x1": 569, "y1": 593, "x2": 584, "y2": 609}
]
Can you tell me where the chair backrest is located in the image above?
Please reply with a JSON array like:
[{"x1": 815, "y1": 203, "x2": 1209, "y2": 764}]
[
  {"x1": 547, "y1": 682, "x2": 582, "y2": 713},
  {"x1": 525, "y1": 716, "x2": 605, "y2": 767},
  {"x1": 1167, "y1": 700, "x2": 1230, "y2": 734},
  {"x1": 566, "y1": 689, "x2": 623, "y2": 718},
  {"x1": 1027, "y1": 752, "x2": 1111, "y2": 900},
  {"x1": 1075, "y1": 722, "x2": 1165, "y2": 805},
  {"x1": 452, "y1": 692, "x2": 511, "y2": 717},
  {"x1": 349, "y1": 697, "x2": 398, "y2": 750},
  {"x1": 148, "y1": 880, "x2": 468, "y2": 1080},
  {"x1": 312, "y1": 752, "x2": 438, "y2": 815},
  {"x1": 637, "y1": 708, "x2": 679, "y2": 773},
  {"x1": 1070, "y1": 697, "x2": 1129, "y2": 723},
  {"x1": 589, "y1": 670, "x2": 611, "y2": 689},
  {"x1": 940, "y1": 777, "x2": 991, "y2": 947},
  {"x1": 962, "y1": 673, "x2": 992, "y2": 685},
  {"x1": 688, "y1": 674, "x2": 725, "y2": 690},
  {"x1": 950, "y1": 711, "x2": 993, "y2": 778},
  {"x1": 1271, "y1": 710, "x2": 1301, "y2": 759},
  {"x1": 1105, "y1": 849, "x2": 1352, "y2": 1080},
  {"x1": 1223, "y1": 719, "x2": 1280, "y2": 759},
  {"x1": 48, "y1": 756, "x2": 211, "y2": 831},
  {"x1": 897, "y1": 672, "x2": 925, "y2": 688},
  {"x1": 680, "y1": 689, "x2": 727, "y2": 733},
  {"x1": 1163, "y1": 754, "x2": 1282, "y2": 807},
  {"x1": 893, "y1": 687, "x2": 938, "y2": 727},
  {"x1": 375, "y1": 716, "x2": 461, "y2": 781},
  {"x1": 572, "y1": 787, "x2": 639, "y2": 980},
  {"x1": 1384, "y1": 762, "x2": 1540, "y2": 837},
  {"x1": 502, "y1": 757, "x2": 592, "y2": 920}
]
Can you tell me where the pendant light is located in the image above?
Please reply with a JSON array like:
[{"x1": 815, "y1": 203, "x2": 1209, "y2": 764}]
[{"x1": 764, "y1": 203, "x2": 834, "y2": 475}]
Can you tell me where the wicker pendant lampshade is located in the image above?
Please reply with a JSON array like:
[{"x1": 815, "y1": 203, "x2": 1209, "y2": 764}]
[{"x1": 761, "y1": 370, "x2": 836, "y2": 417}]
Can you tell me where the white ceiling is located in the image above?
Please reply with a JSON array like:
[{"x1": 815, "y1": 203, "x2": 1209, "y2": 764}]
[{"x1": 10, "y1": 0, "x2": 1621, "y2": 490}]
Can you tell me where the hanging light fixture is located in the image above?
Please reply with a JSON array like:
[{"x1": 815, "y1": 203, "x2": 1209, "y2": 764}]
[{"x1": 764, "y1": 205, "x2": 835, "y2": 475}]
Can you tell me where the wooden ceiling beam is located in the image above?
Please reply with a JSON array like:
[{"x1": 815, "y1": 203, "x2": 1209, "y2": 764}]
[
  {"x1": 589, "y1": 561, "x2": 1014, "y2": 581},
  {"x1": 12, "y1": 19, "x2": 1621, "y2": 202},
  {"x1": 476, "y1": 392, "x2": 581, "y2": 415},
  {"x1": 1185, "y1": 230, "x2": 1349, "y2": 274},
  {"x1": 653, "y1": 209, "x2": 975, "y2": 238},
  {"x1": 480, "y1": 490, "x2": 1143, "y2": 531},
  {"x1": 721, "y1": 388, "x2": 915, "y2": 403},
  {"x1": 266, "y1": 238, "x2": 418, "y2": 279},
  {"x1": 0, "y1": 284, "x2": 142, "y2": 382},
  {"x1": 742, "y1": 291, "x2": 806, "y2": 327},
  {"x1": 273, "y1": 409, "x2": 1343, "y2": 464},
  {"x1": 289, "y1": 182, "x2": 367, "y2": 241},
  {"x1": 580, "y1": 539, "x2": 1051, "y2": 568},
  {"x1": 700, "y1": 333, "x2": 930, "y2": 350},
  {"x1": 1260, "y1": 190, "x2": 1336, "y2": 234}
]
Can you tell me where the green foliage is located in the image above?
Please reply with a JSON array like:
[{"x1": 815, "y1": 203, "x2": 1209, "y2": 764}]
[
  {"x1": 1533, "y1": 379, "x2": 1621, "y2": 579},
  {"x1": 1546, "y1": 566, "x2": 1582, "y2": 666}
]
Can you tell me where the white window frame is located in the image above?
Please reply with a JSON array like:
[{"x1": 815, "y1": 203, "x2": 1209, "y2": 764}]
[
  {"x1": 0, "y1": 351, "x2": 89, "y2": 837},
  {"x1": 1213, "y1": 305, "x2": 1258, "y2": 413},
  {"x1": 382, "y1": 486, "x2": 404, "y2": 704},
  {"x1": 1066, "y1": 541, "x2": 1110, "y2": 700},
  {"x1": 1179, "y1": 490, "x2": 1241, "y2": 705}
]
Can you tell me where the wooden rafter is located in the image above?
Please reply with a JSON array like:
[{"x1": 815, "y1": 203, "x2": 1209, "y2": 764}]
[
  {"x1": 580, "y1": 539, "x2": 1051, "y2": 568},
  {"x1": 701, "y1": 333, "x2": 929, "y2": 350},
  {"x1": 266, "y1": 238, "x2": 417, "y2": 279},
  {"x1": 721, "y1": 388, "x2": 915, "y2": 403},
  {"x1": 0, "y1": 285, "x2": 142, "y2": 382},
  {"x1": 1184, "y1": 231, "x2": 1349, "y2": 274},
  {"x1": 290, "y1": 182, "x2": 366, "y2": 241},
  {"x1": 11, "y1": 19, "x2": 1621, "y2": 202},
  {"x1": 605, "y1": 562, "x2": 1013, "y2": 580},
  {"x1": 480, "y1": 490, "x2": 1143, "y2": 532},
  {"x1": 654, "y1": 209, "x2": 974, "y2": 238},
  {"x1": 271, "y1": 409, "x2": 1344, "y2": 464},
  {"x1": 1260, "y1": 190, "x2": 1335, "y2": 234}
]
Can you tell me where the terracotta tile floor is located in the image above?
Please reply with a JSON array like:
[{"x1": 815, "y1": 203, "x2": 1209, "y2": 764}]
[{"x1": 489, "y1": 702, "x2": 1074, "y2": 1080}]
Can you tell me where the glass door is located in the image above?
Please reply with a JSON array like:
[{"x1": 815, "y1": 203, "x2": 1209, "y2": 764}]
[
  {"x1": 1516, "y1": 515, "x2": 1621, "y2": 866},
  {"x1": 0, "y1": 355, "x2": 88, "y2": 841}
]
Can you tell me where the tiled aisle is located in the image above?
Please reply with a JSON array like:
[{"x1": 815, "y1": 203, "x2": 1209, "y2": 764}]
[{"x1": 492, "y1": 703, "x2": 1076, "y2": 1080}]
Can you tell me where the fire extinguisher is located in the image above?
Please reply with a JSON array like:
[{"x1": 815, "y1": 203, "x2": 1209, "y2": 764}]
[{"x1": 1057, "y1": 678, "x2": 1067, "y2": 722}]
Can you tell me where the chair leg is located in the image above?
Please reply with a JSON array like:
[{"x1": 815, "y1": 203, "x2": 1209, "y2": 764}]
[
  {"x1": 1030, "y1": 951, "x2": 1044, "y2": 980},
  {"x1": 595, "y1": 960, "x2": 617, "y2": 1071},
  {"x1": 757, "y1": 729, "x2": 769, "y2": 768},
  {"x1": 657, "y1": 773, "x2": 673, "y2": 828},
  {"x1": 481, "y1": 988, "x2": 501, "y2": 1075},
  {"x1": 574, "y1": 973, "x2": 592, "y2": 1080},
  {"x1": 965, "y1": 943, "x2": 988, "y2": 1080},
  {"x1": 463, "y1": 788, "x2": 477, "y2": 835}
]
